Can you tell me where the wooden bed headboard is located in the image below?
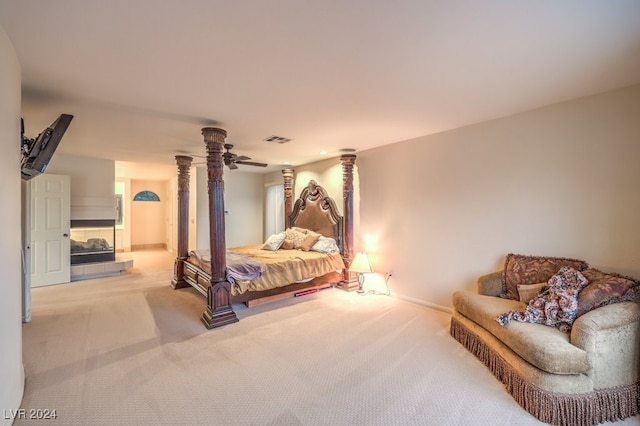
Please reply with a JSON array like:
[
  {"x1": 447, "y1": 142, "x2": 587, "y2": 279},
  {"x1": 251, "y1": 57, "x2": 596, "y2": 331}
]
[{"x1": 290, "y1": 180, "x2": 343, "y2": 254}]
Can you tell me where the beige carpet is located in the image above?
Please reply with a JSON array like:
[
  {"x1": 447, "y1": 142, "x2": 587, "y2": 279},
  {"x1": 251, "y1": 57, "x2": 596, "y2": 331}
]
[{"x1": 17, "y1": 251, "x2": 638, "y2": 425}]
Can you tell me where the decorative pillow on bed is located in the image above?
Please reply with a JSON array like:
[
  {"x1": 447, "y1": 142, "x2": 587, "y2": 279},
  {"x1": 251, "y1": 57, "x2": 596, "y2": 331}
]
[
  {"x1": 261, "y1": 232, "x2": 286, "y2": 251},
  {"x1": 501, "y1": 253, "x2": 589, "y2": 301},
  {"x1": 299, "y1": 232, "x2": 322, "y2": 251},
  {"x1": 517, "y1": 282, "x2": 547, "y2": 304},
  {"x1": 311, "y1": 236, "x2": 340, "y2": 254},
  {"x1": 280, "y1": 239, "x2": 295, "y2": 250},
  {"x1": 292, "y1": 227, "x2": 309, "y2": 235},
  {"x1": 576, "y1": 269, "x2": 640, "y2": 317},
  {"x1": 285, "y1": 228, "x2": 307, "y2": 249}
]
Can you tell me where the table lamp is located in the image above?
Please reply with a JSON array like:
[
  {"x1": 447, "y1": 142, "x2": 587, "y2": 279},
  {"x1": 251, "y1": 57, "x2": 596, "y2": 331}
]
[{"x1": 350, "y1": 252, "x2": 372, "y2": 294}]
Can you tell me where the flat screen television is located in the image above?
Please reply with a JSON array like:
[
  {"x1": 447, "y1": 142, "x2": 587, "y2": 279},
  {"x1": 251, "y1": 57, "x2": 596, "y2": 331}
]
[{"x1": 20, "y1": 113, "x2": 73, "y2": 180}]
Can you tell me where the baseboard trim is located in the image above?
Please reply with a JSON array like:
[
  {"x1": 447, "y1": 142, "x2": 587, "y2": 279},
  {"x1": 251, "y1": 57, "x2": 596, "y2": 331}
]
[
  {"x1": 131, "y1": 243, "x2": 166, "y2": 250},
  {"x1": 396, "y1": 294, "x2": 453, "y2": 314}
]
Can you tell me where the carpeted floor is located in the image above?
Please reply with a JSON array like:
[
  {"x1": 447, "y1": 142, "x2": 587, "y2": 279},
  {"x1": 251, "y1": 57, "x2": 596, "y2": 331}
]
[{"x1": 16, "y1": 250, "x2": 639, "y2": 425}]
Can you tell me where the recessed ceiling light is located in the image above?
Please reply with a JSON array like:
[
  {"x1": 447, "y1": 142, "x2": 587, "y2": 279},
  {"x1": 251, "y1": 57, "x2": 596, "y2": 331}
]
[
  {"x1": 282, "y1": 161, "x2": 291, "y2": 165},
  {"x1": 319, "y1": 150, "x2": 328, "y2": 155}
]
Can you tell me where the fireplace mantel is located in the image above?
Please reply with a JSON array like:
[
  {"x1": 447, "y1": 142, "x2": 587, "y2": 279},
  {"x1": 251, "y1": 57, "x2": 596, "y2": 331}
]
[{"x1": 70, "y1": 196, "x2": 116, "y2": 221}]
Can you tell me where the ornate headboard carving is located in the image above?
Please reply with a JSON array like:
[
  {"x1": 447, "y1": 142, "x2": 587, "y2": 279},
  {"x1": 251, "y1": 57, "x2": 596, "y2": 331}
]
[{"x1": 289, "y1": 180, "x2": 344, "y2": 254}]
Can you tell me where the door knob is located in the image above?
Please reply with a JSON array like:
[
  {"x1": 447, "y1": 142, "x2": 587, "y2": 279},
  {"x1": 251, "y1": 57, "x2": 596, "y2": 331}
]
[{"x1": 63, "y1": 233, "x2": 69, "y2": 237}]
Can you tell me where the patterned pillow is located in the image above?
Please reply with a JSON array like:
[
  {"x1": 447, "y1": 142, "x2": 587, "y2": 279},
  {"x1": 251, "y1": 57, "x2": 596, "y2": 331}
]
[
  {"x1": 501, "y1": 253, "x2": 589, "y2": 301},
  {"x1": 285, "y1": 228, "x2": 307, "y2": 249},
  {"x1": 576, "y1": 269, "x2": 640, "y2": 317}
]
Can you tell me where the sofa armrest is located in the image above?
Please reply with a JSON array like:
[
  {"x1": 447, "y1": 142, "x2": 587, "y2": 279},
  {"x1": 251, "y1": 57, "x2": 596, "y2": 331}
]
[
  {"x1": 477, "y1": 271, "x2": 503, "y2": 297},
  {"x1": 571, "y1": 301, "x2": 640, "y2": 388}
]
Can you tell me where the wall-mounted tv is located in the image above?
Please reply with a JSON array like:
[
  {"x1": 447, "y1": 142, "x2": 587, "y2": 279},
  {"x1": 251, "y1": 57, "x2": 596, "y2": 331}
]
[{"x1": 20, "y1": 113, "x2": 73, "y2": 180}]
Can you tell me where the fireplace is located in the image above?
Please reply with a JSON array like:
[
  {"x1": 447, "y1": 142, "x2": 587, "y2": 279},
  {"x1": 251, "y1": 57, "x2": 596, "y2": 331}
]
[{"x1": 70, "y1": 219, "x2": 116, "y2": 264}]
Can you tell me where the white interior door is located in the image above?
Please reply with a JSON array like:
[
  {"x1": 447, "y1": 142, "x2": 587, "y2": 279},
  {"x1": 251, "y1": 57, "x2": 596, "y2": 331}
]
[{"x1": 30, "y1": 174, "x2": 71, "y2": 287}]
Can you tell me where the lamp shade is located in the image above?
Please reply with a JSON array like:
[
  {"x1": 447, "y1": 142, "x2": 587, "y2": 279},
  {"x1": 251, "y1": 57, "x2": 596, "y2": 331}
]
[{"x1": 350, "y1": 252, "x2": 372, "y2": 274}]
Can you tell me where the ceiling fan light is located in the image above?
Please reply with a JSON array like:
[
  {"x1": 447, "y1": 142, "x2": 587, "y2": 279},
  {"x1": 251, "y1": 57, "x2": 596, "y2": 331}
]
[{"x1": 263, "y1": 135, "x2": 291, "y2": 144}]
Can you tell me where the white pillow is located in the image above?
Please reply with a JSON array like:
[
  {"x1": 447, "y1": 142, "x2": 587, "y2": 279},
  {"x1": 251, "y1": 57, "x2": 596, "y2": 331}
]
[
  {"x1": 261, "y1": 232, "x2": 286, "y2": 251},
  {"x1": 311, "y1": 236, "x2": 340, "y2": 254}
]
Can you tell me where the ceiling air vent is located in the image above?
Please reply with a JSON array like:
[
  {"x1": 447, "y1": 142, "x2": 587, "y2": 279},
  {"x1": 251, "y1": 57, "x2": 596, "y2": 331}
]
[{"x1": 263, "y1": 135, "x2": 292, "y2": 144}]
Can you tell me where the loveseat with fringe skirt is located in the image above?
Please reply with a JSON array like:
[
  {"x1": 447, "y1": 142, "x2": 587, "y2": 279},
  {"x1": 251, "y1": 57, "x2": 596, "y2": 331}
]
[{"x1": 451, "y1": 270, "x2": 640, "y2": 426}]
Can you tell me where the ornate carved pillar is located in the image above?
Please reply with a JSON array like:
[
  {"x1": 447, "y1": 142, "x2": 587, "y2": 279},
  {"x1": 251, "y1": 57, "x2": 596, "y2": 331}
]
[
  {"x1": 337, "y1": 154, "x2": 358, "y2": 291},
  {"x1": 200, "y1": 127, "x2": 238, "y2": 329},
  {"x1": 171, "y1": 155, "x2": 193, "y2": 290},
  {"x1": 282, "y1": 168, "x2": 295, "y2": 229}
]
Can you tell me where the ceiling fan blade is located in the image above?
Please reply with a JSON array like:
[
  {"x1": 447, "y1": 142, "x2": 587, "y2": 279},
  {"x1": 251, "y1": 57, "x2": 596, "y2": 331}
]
[
  {"x1": 235, "y1": 155, "x2": 251, "y2": 161},
  {"x1": 228, "y1": 162, "x2": 238, "y2": 170},
  {"x1": 236, "y1": 160, "x2": 268, "y2": 168}
]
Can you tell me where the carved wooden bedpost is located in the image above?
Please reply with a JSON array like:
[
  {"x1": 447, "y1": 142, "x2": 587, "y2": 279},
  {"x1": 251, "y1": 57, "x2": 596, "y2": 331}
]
[
  {"x1": 171, "y1": 155, "x2": 193, "y2": 290},
  {"x1": 282, "y1": 168, "x2": 295, "y2": 228},
  {"x1": 337, "y1": 154, "x2": 358, "y2": 291},
  {"x1": 200, "y1": 127, "x2": 238, "y2": 329}
]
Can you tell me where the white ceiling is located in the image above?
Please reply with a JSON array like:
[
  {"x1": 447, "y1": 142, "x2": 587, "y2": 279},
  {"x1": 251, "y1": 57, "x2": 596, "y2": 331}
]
[{"x1": 2, "y1": 1, "x2": 640, "y2": 180}]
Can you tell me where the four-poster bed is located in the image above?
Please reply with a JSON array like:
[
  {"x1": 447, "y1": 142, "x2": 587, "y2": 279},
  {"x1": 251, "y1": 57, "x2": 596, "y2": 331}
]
[{"x1": 171, "y1": 127, "x2": 357, "y2": 329}]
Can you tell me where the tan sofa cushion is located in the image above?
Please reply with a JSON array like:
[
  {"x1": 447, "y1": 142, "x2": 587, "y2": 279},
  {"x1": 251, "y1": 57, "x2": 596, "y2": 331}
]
[
  {"x1": 453, "y1": 291, "x2": 589, "y2": 375},
  {"x1": 517, "y1": 282, "x2": 546, "y2": 303}
]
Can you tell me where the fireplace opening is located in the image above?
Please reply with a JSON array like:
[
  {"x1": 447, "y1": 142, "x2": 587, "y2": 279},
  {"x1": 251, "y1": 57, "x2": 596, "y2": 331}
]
[{"x1": 70, "y1": 219, "x2": 116, "y2": 264}]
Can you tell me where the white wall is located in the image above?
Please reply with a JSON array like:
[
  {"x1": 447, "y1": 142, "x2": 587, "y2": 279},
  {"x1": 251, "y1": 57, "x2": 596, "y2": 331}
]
[
  {"x1": 358, "y1": 85, "x2": 640, "y2": 310},
  {"x1": 195, "y1": 167, "x2": 264, "y2": 249},
  {"x1": 0, "y1": 24, "x2": 25, "y2": 425}
]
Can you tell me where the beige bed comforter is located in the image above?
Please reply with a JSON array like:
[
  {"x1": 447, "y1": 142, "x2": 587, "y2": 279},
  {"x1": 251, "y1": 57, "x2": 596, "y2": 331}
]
[{"x1": 188, "y1": 245, "x2": 345, "y2": 295}]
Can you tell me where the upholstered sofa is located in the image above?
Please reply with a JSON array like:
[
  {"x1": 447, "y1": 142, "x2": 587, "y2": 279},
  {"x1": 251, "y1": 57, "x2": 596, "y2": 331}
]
[{"x1": 450, "y1": 254, "x2": 640, "y2": 426}]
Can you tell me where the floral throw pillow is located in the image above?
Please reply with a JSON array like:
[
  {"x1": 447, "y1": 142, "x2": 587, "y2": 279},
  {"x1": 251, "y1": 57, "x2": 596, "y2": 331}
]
[
  {"x1": 285, "y1": 228, "x2": 307, "y2": 249},
  {"x1": 496, "y1": 266, "x2": 589, "y2": 333},
  {"x1": 576, "y1": 269, "x2": 640, "y2": 317},
  {"x1": 501, "y1": 253, "x2": 589, "y2": 301}
]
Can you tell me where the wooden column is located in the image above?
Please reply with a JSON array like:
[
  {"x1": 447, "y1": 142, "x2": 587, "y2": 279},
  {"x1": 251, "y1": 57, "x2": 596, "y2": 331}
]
[
  {"x1": 171, "y1": 155, "x2": 193, "y2": 289},
  {"x1": 337, "y1": 154, "x2": 358, "y2": 291},
  {"x1": 282, "y1": 168, "x2": 295, "y2": 229},
  {"x1": 200, "y1": 127, "x2": 238, "y2": 329}
]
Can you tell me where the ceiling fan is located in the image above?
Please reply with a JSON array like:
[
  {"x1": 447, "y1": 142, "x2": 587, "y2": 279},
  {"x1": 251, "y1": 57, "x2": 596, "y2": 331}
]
[{"x1": 222, "y1": 144, "x2": 268, "y2": 170}]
